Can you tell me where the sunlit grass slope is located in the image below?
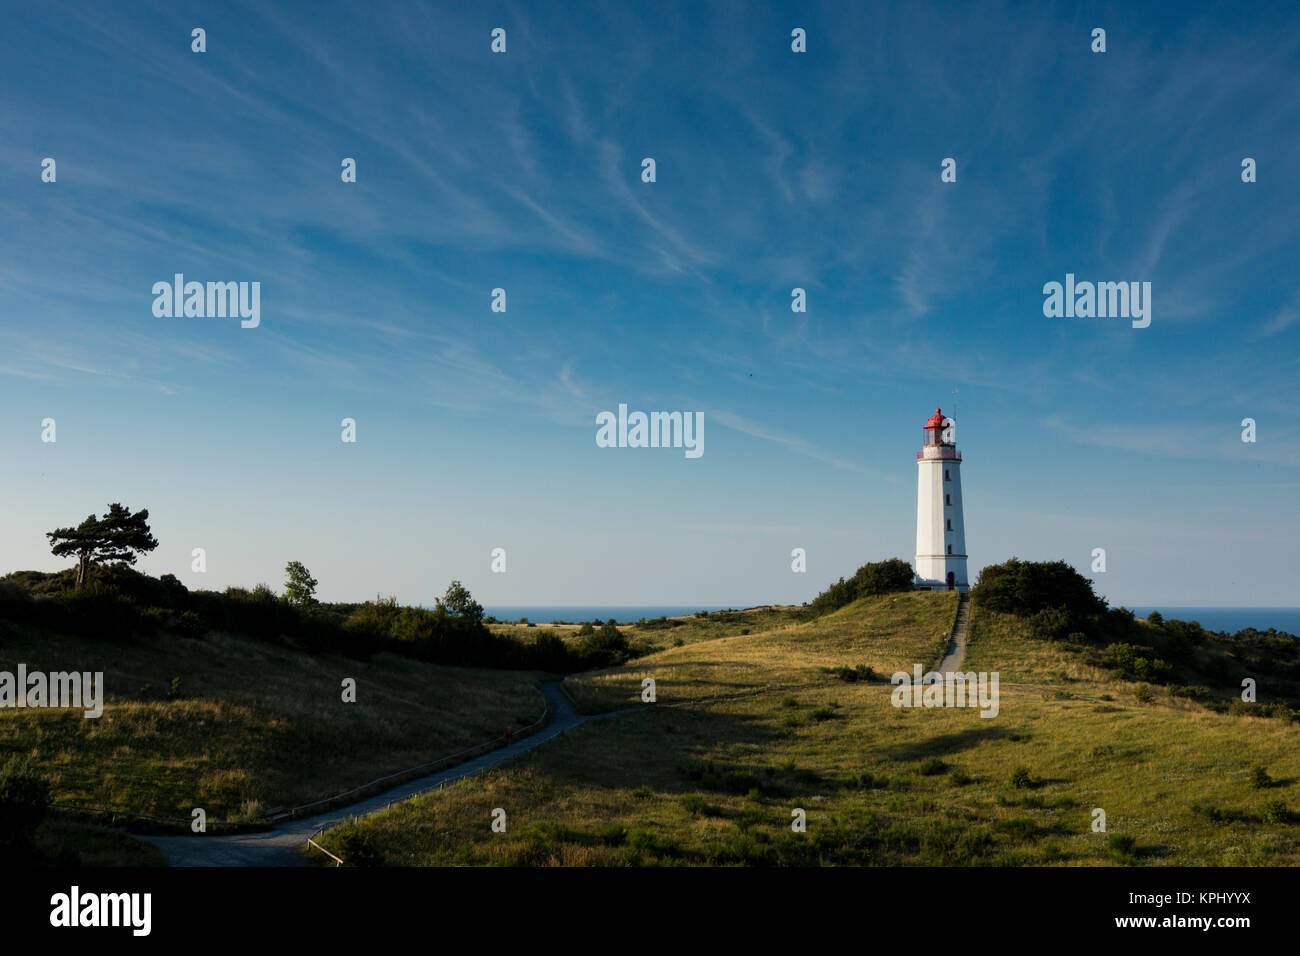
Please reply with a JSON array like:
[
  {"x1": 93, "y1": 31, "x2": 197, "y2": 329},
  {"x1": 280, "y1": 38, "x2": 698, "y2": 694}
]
[
  {"x1": 563, "y1": 591, "x2": 957, "y2": 712},
  {"x1": 321, "y1": 592, "x2": 1300, "y2": 866}
]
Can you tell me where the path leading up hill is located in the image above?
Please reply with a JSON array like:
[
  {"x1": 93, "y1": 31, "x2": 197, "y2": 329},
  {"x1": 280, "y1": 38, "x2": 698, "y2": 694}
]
[
  {"x1": 935, "y1": 592, "x2": 971, "y2": 675},
  {"x1": 143, "y1": 680, "x2": 618, "y2": 866}
]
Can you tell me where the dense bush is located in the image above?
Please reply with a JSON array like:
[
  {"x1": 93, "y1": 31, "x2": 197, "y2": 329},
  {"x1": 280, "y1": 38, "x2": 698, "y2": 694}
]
[
  {"x1": 576, "y1": 622, "x2": 632, "y2": 668},
  {"x1": 0, "y1": 755, "x2": 49, "y2": 861},
  {"x1": 1028, "y1": 606, "x2": 1073, "y2": 641},
  {"x1": 971, "y1": 558, "x2": 1107, "y2": 619},
  {"x1": 635, "y1": 616, "x2": 683, "y2": 631},
  {"x1": 0, "y1": 568, "x2": 622, "y2": 674},
  {"x1": 827, "y1": 664, "x2": 875, "y2": 682},
  {"x1": 332, "y1": 825, "x2": 385, "y2": 866},
  {"x1": 807, "y1": 558, "x2": 916, "y2": 616},
  {"x1": 1101, "y1": 644, "x2": 1173, "y2": 683}
]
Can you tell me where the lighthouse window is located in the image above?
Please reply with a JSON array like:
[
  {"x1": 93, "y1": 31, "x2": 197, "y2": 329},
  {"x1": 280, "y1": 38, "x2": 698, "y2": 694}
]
[
  {"x1": 945, "y1": 494, "x2": 951, "y2": 506},
  {"x1": 944, "y1": 470, "x2": 950, "y2": 481},
  {"x1": 947, "y1": 545, "x2": 953, "y2": 554},
  {"x1": 946, "y1": 519, "x2": 952, "y2": 531}
]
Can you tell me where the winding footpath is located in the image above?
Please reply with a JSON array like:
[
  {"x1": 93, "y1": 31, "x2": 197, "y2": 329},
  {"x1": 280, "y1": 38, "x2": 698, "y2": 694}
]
[{"x1": 144, "y1": 680, "x2": 618, "y2": 866}]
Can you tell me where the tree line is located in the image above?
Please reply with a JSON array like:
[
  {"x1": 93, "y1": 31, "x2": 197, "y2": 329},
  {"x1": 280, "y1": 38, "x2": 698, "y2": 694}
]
[{"x1": 3, "y1": 502, "x2": 621, "y2": 673}]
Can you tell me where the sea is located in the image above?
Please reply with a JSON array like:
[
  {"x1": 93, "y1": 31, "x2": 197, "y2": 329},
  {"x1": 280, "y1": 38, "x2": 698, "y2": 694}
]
[
  {"x1": 485, "y1": 604, "x2": 1300, "y2": 635},
  {"x1": 1118, "y1": 607, "x2": 1300, "y2": 636}
]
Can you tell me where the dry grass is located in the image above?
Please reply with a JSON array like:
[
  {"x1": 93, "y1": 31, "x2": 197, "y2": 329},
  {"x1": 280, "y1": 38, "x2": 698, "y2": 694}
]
[
  {"x1": 563, "y1": 591, "x2": 957, "y2": 711},
  {"x1": 323, "y1": 592, "x2": 1300, "y2": 866},
  {"x1": 0, "y1": 625, "x2": 543, "y2": 820}
]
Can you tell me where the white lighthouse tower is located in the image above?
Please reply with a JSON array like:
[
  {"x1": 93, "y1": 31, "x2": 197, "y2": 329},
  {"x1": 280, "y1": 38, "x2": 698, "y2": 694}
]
[{"x1": 914, "y1": 407, "x2": 968, "y2": 592}]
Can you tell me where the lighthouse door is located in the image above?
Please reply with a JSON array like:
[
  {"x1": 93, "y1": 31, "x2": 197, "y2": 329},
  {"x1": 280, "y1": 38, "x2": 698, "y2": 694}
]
[{"x1": 945, "y1": 572, "x2": 955, "y2": 590}]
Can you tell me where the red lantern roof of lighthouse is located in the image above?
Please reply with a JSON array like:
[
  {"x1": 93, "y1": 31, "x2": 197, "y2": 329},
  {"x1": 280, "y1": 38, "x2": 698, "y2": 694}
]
[{"x1": 925, "y1": 407, "x2": 946, "y2": 428}]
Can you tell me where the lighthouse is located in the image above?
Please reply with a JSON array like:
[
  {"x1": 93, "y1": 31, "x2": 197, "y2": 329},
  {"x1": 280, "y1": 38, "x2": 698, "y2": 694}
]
[{"x1": 915, "y1": 407, "x2": 968, "y2": 592}]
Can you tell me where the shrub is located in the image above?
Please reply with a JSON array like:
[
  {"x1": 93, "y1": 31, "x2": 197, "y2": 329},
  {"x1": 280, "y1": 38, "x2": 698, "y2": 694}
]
[
  {"x1": 950, "y1": 768, "x2": 972, "y2": 786},
  {"x1": 1108, "y1": 834, "x2": 1137, "y2": 860},
  {"x1": 174, "y1": 610, "x2": 206, "y2": 636},
  {"x1": 856, "y1": 772, "x2": 887, "y2": 790},
  {"x1": 807, "y1": 558, "x2": 915, "y2": 616},
  {"x1": 735, "y1": 807, "x2": 767, "y2": 831},
  {"x1": 0, "y1": 756, "x2": 49, "y2": 859},
  {"x1": 1191, "y1": 802, "x2": 1248, "y2": 824},
  {"x1": 56, "y1": 582, "x2": 150, "y2": 639},
  {"x1": 829, "y1": 665, "x2": 875, "y2": 682},
  {"x1": 333, "y1": 827, "x2": 384, "y2": 866},
  {"x1": 722, "y1": 771, "x2": 761, "y2": 794},
  {"x1": 1260, "y1": 800, "x2": 1290, "y2": 824},
  {"x1": 141, "y1": 606, "x2": 170, "y2": 630},
  {"x1": 919, "y1": 758, "x2": 946, "y2": 776},
  {"x1": 598, "y1": 824, "x2": 627, "y2": 846},
  {"x1": 971, "y1": 558, "x2": 1107, "y2": 619},
  {"x1": 992, "y1": 818, "x2": 1037, "y2": 841},
  {"x1": 1251, "y1": 766, "x2": 1274, "y2": 789},
  {"x1": 680, "y1": 795, "x2": 720, "y2": 817},
  {"x1": 1104, "y1": 644, "x2": 1172, "y2": 684},
  {"x1": 577, "y1": 622, "x2": 631, "y2": 668},
  {"x1": 345, "y1": 596, "x2": 401, "y2": 637},
  {"x1": 1028, "y1": 606, "x2": 1074, "y2": 641},
  {"x1": 1134, "y1": 684, "x2": 1154, "y2": 703},
  {"x1": 236, "y1": 799, "x2": 266, "y2": 822},
  {"x1": 1011, "y1": 767, "x2": 1034, "y2": 789},
  {"x1": 626, "y1": 828, "x2": 676, "y2": 857}
]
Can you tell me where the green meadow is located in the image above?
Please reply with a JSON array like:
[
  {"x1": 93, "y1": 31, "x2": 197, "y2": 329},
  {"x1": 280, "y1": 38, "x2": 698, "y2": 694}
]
[
  {"x1": 0, "y1": 625, "x2": 542, "y2": 824},
  {"x1": 318, "y1": 591, "x2": 1300, "y2": 866}
]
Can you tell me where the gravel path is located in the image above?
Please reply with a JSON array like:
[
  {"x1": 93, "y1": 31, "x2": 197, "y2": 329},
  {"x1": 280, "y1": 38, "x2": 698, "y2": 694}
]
[
  {"x1": 143, "y1": 680, "x2": 619, "y2": 866},
  {"x1": 935, "y1": 592, "x2": 971, "y2": 675}
]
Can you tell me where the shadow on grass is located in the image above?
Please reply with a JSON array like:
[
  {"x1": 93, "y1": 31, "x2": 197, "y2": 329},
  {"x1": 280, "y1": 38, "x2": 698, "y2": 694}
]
[{"x1": 878, "y1": 725, "x2": 1012, "y2": 761}]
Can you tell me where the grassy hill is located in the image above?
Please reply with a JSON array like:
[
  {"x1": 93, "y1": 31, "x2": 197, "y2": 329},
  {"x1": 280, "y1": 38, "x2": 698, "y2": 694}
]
[
  {"x1": 488, "y1": 606, "x2": 812, "y2": 665},
  {"x1": 562, "y1": 590, "x2": 956, "y2": 712},
  {"x1": 315, "y1": 590, "x2": 1300, "y2": 866},
  {"x1": 0, "y1": 622, "x2": 543, "y2": 861}
]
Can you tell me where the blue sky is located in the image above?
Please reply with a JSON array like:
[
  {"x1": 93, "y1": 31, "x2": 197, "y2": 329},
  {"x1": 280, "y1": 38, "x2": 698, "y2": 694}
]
[{"x1": 2, "y1": 0, "x2": 1298, "y2": 607}]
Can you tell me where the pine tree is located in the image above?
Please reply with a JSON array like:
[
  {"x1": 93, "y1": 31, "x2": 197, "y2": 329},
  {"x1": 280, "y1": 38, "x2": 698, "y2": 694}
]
[{"x1": 46, "y1": 503, "x2": 159, "y2": 588}]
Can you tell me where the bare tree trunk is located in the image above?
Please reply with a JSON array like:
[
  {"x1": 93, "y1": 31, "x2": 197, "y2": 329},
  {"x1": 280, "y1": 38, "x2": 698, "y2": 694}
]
[{"x1": 76, "y1": 553, "x2": 88, "y2": 588}]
